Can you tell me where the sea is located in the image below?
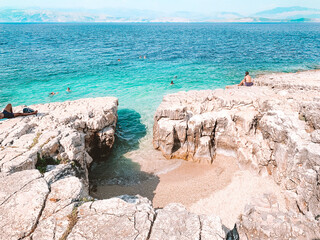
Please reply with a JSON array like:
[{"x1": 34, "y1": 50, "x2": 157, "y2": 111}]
[{"x1": 1, "y1": 23, "x2": 320, "y2": 187}]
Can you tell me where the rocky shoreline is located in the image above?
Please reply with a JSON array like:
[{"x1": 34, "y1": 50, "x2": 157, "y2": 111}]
[
  {"x1": 0, "y1": 97, "x2": 226, "y2": 239},
  {"x1": 0, "y1": 97, "x2": 120, "y2": 239},
  {"x1": 0, "y1": 70, "x2": 319, "y2": 239},
  {"x1": 153, "y1": 70, "x2": 320, "y2": 239}
]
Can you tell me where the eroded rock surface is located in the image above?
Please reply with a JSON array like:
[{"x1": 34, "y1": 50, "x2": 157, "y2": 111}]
[
  {"x1": 68, "y1": 195, "x2": 154, "y2": 240},
  {"x1": 238, "y1": 193, "x2": 320, "y2": 240},
  {"x1": 0, "y1": 170, "x2": 49, "y2": 239},
  {"x1": 0, "y1": 97, "x2": 226, "y2": 240},
  {"x1": 67, "y1": 195, "x2": 224, "y2": 240},
  {"x1": 153, "y1": 71, "x2": 320, "y2": 239},
  {"x1": 0, "y1": 97, "x2": 118, "y2": 179},
  {"x1": 149, "y1": 203, "x2": 225, "y2": 240},
  {"x1": 0, "y1": 97, "x2": 118, "y2": 240}
]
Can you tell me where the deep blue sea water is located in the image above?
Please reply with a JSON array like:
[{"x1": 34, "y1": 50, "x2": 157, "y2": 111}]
[{"x1": 1, "y1": 23, "x2": 320, "y2": 186}]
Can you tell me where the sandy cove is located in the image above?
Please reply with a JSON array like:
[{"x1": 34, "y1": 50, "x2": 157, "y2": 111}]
[{"x1": 0, "y1": 70, "x2": 319, "y2": 239}]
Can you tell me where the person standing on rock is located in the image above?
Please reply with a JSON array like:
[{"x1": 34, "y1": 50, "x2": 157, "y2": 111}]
[
  {"x1": 0, "y1": 103, "x2": 37, "y2": 119},
  {"x1": 238, "y1": 71, "x2": 253, "y2": 86}
]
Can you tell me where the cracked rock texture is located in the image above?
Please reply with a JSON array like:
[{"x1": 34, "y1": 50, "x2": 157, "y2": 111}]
[
  {"x1": 0, "y1": 97, "x2": 118, "y2": 182},
  {"x1": 153, "y1": 71, "x2": 320, "y2": 239},
  {"x1": 67, "y1": 195, "x2": 155, "y2": 240},
  {"x1": 149, "y1": 203, "x2": 225, "y2": 240},
  {"x1": 0, "y1": 170, "x2": 49, "y2": 239},
  {"x1": 67, "y1": 196, "x2": 224, "y2": 240},
  {"x1": 0, "y1": 97, "x2": 225, "y2": 240},
  {"x1": 0, "y1": 97, "x2": 118, "y2": 240}
]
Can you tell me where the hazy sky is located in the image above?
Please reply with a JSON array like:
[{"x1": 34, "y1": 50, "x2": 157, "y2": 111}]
[{"x1": 1, "y1": 0, "x2": 320, "y2": 15}]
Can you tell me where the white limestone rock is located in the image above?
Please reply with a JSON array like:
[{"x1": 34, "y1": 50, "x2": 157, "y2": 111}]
[
  {"x1": 153, "y1": 71, "x2": 320, "y2": 238},
  {"x1": 0, "y1": 97, "x2": 118, "y2": 178},
  {"x1": 200, "y1": 215, "x2": 226, "y2": 240},
  {"x1": 44, "y1": 163, "x2": 77, "y2": 185},
  {"x1": 0, "y1": 97, "x2": 119, "y2": 239},
  {"x1": 311, "y1": 129, "x2": 320, "y2": 143},
  {"x1": 149, "y1": 203, "x2": 225, "y2": 240},
  {"x1": 238, "y1": 194, "x2": 320, "y2": 240},
  {"x1": 150, "y1": 203, "x2": 201, "y2": 239},
  {"x1": 31, "y1": 176, "x2": 87, "y2": 240},
  {"x1": 0, "y1": 170, "x2": 49, "y2": 239},
  {"x1": 67, "y1": 195, "x2": 155, "y2": 240},
  {"x1": 32, "y1": 203, "x2": 76, "y2": 240}
]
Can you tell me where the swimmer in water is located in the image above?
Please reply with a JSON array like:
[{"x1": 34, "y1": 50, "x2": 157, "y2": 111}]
[
  {"x1": 49, "y1": 92, "x2": 59, "y2": 96},
  {"x1": 170, "y1": 81, "x2": 174, "y2": 85},
  {"x1": 144, "y1": 56, "x2": 147, "y2": 59},
  {"x1": 66, "y1": 87, "x2": 71, "y2": 93},
  {"x1": 118, "y1": 59, "x2": 121, "y2": 62}
]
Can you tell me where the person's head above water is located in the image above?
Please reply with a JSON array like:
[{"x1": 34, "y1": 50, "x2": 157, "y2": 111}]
[
  {"x1": 170, "y1": 81, "x2": 174, "y2": 85},
  {"x1": 245, "y1": 71, "x2": 249, "y2": 76}
]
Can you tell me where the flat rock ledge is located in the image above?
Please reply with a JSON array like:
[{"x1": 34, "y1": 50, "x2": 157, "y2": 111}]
[
  {"x1": 0, "y1": 97, "x2": 225, "y2": 240},
  {"x1": 153, "y1": 71, "x2": 320, "y2": 239}
]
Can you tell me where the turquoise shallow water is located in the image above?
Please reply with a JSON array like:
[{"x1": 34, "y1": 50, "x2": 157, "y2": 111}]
[{"x1": 1, "y1": 23, "x2": 320, "y2": 186}]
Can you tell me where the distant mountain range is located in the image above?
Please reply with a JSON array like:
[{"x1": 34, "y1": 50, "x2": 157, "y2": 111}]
[
  {"x1": 253, "y1": 6, "x2": 320, "y2": 20},
  {"x1": 0, "y1": 6, "x2": 320, "y2": 23}
]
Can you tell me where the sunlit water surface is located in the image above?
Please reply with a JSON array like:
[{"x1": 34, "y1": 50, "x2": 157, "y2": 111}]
[{"x1": 1, "y1": 23, "x2": 320, "y2": 187}]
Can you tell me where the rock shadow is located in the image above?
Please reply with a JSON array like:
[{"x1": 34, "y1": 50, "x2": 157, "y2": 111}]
[{"x1": 89, "y1": 108, "x2": 159, "y2": 202}]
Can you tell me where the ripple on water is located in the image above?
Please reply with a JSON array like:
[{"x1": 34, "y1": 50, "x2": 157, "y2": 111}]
[{"x1": 1, "y1": 23, "x2": 320, "y2": 195}]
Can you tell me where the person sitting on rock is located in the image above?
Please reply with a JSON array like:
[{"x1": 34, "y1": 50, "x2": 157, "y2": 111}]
[
  {"x1": 0, "y1": 103, "x2": 38, "y2": 119},
  {"x1": 238, "y1": 71, "x2": 253, "y2": 86}
]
